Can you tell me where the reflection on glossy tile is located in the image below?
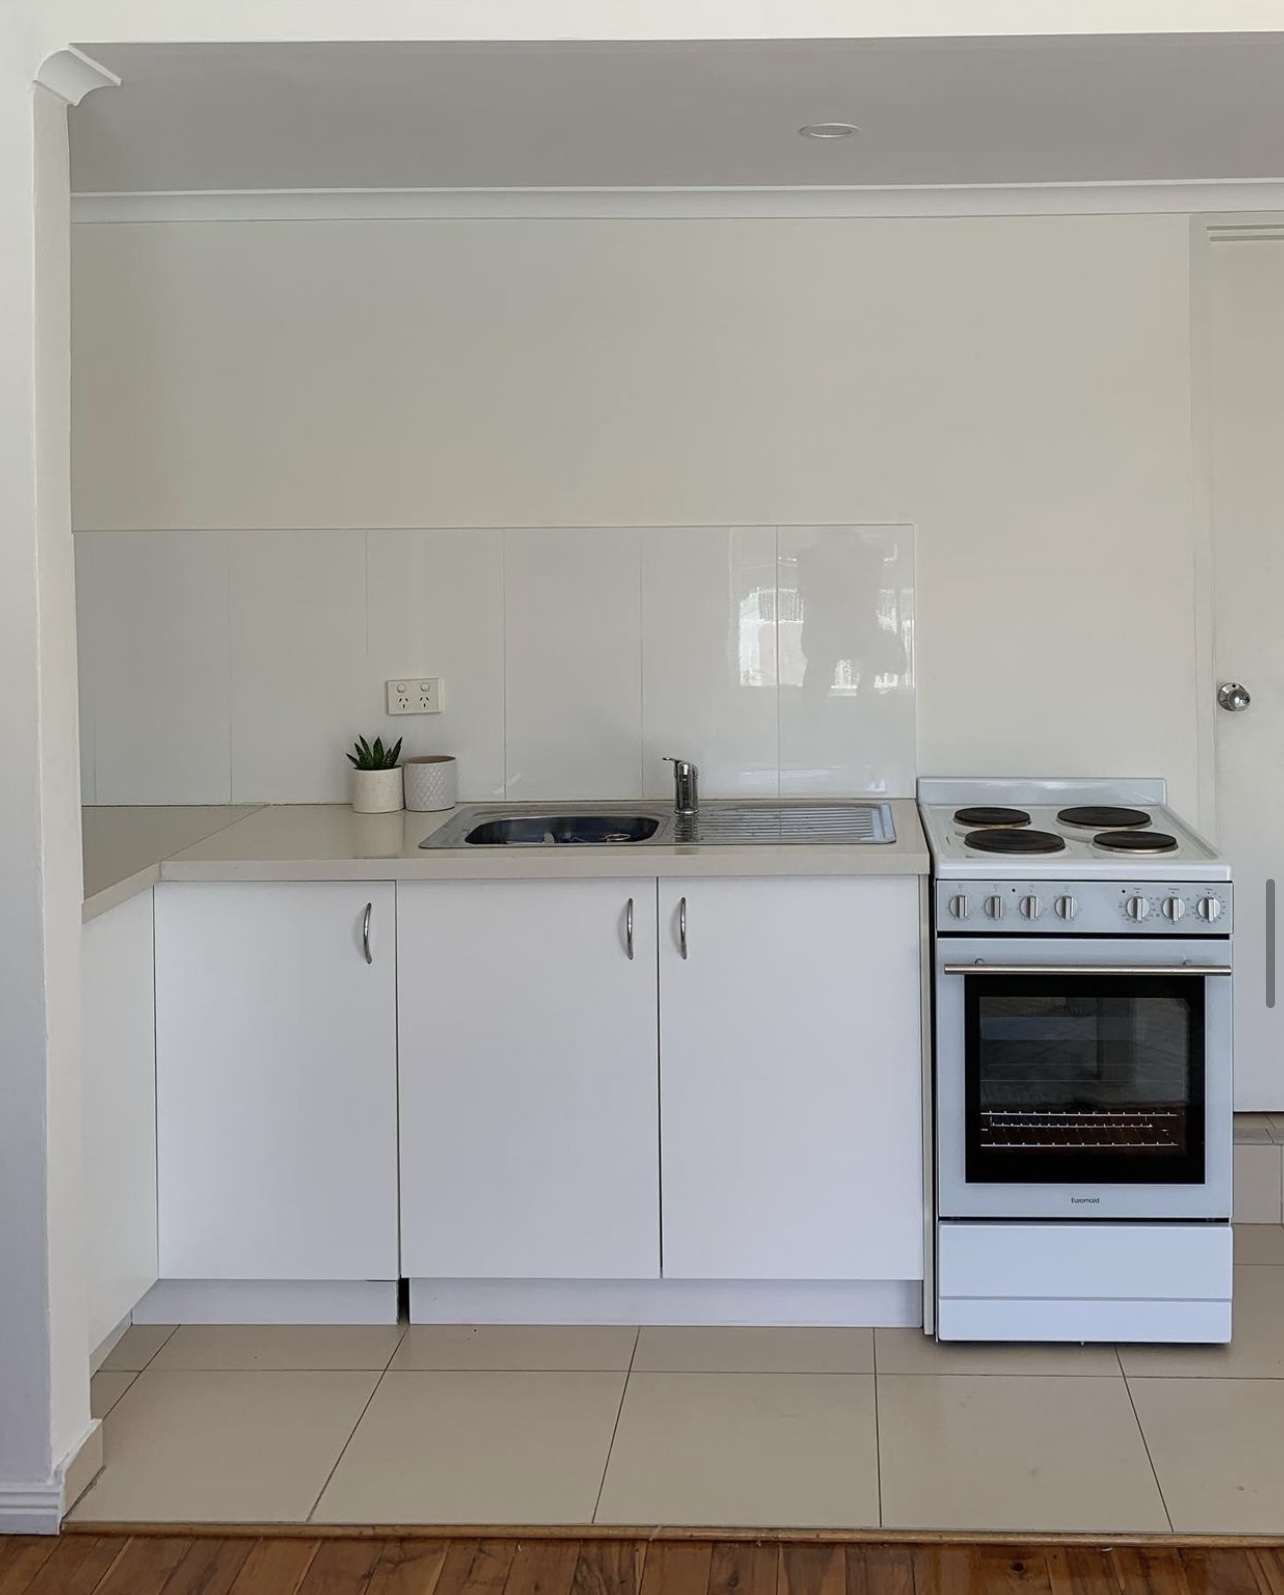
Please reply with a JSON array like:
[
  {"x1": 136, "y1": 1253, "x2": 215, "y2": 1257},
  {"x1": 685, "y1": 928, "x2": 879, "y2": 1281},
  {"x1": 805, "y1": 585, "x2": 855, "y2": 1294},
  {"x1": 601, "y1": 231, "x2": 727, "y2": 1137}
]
[
  {"x1": 1234, "y1": 1144, "x2": 1283, "y2": 1223},
  {"x1": 1120, "y1": 1266, "x2": 1284, "y2": 1378},
  {"x1": 878, "y1": 1374, "x2": 1167, "y2": 1532},
  {"x1": 391, "y1": 1325, "x2": 637, "y2": 1372},
  {"x1": 90, "y1": 1371, "x2": 136, "y2": 1419},
  {"x1": 150, "y1": 1324, "x2": 404, "y2": 1372},
  {"x1": 634, "y1": 1327, "x2": 872, "y2": 1374},
  {"x1": 70, "y1": 1370, "x2": 377, "y2": 1523},
  {"x1": 596, "y1": 1372, "x2": 879, "y2": 1528},
  {"x1": 1129, "y1": 1377, "x2": 1284, "y2": 1533},
  {"x1": 231, "y1": 531, "x2": 367, "y2": 803},
  {"x1": 366, "y1": 530, "x2": 505, "y2": 801},
  {"x1": 1235, "y1": 1224, "x2": 1284, "y2": 1265},
  {"x1": 777, "y1": 525, "x2": 915, "y2": 797},
  {"x1": 641, "y1": 527, "x2": 778, "y2": 800},
  {"x1": 313, "y1": 1371, "x2": 624, "y2": 1524},
  {"x1": 875, "y1": 1328, "x2": 1121, "y2": 1377},
  {"x1": 77, "y1": 533, "x2": 232, "y2": 804},
  {"x1": 99, "y1": 1324, "x2": 177, "y2": 1373},
  {"x1": 504, "y1": 529, "x2": 643, "y2": 800}
]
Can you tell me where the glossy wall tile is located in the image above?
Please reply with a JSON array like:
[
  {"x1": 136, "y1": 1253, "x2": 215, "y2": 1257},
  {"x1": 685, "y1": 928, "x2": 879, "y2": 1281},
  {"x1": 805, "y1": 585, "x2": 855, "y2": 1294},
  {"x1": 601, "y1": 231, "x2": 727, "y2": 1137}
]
[{"x1": 74, "y1": 525, "x2": 916, "y2": 805}]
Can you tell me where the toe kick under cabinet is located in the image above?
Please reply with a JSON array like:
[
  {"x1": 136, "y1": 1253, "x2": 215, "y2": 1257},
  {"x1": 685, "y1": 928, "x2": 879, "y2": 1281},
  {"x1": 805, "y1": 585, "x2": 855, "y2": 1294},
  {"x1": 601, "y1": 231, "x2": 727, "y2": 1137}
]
[{"x1": 397, "y1": 875, "x2": 925, "y2": 1297}]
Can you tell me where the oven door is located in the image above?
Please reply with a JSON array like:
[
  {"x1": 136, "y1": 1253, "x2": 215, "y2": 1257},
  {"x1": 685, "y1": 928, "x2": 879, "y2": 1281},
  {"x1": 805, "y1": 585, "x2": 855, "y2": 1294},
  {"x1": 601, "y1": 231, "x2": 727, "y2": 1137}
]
[{"x1": 936, "y1": 936, "x2": 1232, "y2": 1220}]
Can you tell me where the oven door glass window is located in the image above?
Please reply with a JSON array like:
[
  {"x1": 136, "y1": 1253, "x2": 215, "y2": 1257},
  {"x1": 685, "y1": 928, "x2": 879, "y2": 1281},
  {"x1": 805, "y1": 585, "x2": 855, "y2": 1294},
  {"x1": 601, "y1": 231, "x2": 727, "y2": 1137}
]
[{"x1": 964, "y1": 973, "x2": 1205, "y2": 1184}]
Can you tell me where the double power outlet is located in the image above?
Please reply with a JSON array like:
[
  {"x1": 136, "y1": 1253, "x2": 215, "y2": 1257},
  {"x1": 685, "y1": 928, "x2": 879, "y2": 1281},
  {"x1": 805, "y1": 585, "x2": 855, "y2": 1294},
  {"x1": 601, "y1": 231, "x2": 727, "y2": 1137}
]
[{"x1": 386, "y1": 678, "x2": 444, "y2": 716}]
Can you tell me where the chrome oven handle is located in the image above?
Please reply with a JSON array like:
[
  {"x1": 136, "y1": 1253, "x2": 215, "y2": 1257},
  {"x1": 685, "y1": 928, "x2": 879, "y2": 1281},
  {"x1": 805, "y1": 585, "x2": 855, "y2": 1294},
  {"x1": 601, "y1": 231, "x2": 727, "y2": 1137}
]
[{"x1": 942, "y1": 964, "x2": 1231, "y2": 977}]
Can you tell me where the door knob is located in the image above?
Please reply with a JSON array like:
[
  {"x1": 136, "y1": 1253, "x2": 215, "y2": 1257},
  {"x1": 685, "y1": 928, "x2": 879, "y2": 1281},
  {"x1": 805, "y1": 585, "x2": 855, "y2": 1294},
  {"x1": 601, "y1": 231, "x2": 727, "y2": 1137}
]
[{"x1": 1218, "y1": 682, "x2": 1251, "y2": 712}]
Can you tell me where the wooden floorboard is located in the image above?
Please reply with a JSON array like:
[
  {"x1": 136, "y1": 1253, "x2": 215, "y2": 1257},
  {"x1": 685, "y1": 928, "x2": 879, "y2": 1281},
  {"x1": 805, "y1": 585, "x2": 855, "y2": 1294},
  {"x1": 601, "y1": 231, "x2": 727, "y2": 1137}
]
[{"x1": 8, "y1": 1537, "x2": 1284, "y2": 1595}]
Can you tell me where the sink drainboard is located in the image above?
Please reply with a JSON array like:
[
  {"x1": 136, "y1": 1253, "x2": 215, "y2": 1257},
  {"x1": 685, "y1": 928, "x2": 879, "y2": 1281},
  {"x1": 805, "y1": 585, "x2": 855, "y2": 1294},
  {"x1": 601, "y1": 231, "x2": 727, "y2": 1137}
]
[{"x1": 680, "y1": 803, "x2": 895, "y2": 845}]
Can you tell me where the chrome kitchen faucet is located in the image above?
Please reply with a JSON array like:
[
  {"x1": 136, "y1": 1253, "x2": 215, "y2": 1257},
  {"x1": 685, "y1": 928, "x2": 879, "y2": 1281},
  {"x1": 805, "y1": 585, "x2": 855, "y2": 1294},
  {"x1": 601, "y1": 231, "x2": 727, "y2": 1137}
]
[{"x1": 664, "y1": 756, "x2": 699, "y2": 817}]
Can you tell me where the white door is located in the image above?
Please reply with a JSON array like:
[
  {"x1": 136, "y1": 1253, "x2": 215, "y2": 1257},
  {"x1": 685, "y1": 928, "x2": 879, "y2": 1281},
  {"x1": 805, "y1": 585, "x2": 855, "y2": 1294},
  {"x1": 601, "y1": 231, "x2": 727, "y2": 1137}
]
[
  {"x1": 83, "y1": 890, "x2": 158, "y2": 1349},
  {"x1": 398, "y1": 879, "x2": 659, "y2": 1279},
  {"x1": 658, "y1": 876, "x2": 923, "y2": 1280},
  {"x1": 155, "y1": 883, "x2": 399, "y2": 1279},
  {"x1": 1210, "y1": 236, "x2": 1284, "y2": 1107}
]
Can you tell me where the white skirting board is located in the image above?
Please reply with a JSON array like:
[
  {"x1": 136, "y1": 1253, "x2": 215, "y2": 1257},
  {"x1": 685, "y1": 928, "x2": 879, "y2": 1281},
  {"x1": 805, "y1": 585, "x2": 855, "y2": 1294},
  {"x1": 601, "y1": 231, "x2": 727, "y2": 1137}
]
[
  {"x1": 133, "y1": 1279, "x2": 399, "y2": 1325},
  {"x1": 0, "y1": 1422, "x2": 102, "y2": 1535},
  {"x1": 408, "y1": 1277, "x2": 922, "y2": 1326}
]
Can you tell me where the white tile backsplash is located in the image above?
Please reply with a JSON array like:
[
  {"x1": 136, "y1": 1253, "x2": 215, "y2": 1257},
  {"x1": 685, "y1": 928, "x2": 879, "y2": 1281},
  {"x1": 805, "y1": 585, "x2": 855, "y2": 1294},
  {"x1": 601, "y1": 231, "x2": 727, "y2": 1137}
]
[
  {"x1": 778, "y1": 525, "x2": 916, "y2": 797},
  {"x1": 641, "y1": 526, "x2": 779, "y2": 800},
  {"x1": 76, "y1": 525, "x2": 916, "y2": 805},
  {"x1": 504, "y1": 528, "x2": 644, "y2": 801},
  {"x1": 230, "y1": 531, "x2": 367, "y2": 803},
  {"x1": 76, "y1": 532, "x2": 232, "y2": 804},
  {"x1": 366, "y1": 530, "x2": 505, "y2": 801}
]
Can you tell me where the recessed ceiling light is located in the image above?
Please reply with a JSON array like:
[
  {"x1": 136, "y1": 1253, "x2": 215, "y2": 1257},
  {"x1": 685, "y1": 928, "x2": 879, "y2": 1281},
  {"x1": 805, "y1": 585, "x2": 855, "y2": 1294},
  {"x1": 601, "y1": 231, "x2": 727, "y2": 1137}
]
[{"x1": 800, "y1": 122, "x2": 860, "y2": 139}]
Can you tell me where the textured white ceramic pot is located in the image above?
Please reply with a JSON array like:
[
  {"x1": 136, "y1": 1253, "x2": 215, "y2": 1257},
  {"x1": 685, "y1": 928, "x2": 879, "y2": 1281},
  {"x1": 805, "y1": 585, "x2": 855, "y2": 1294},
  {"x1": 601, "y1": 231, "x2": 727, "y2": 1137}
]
[
  {"x1": 403, "y1": 754, "x2": 458, "y2": 812},
  {"x1": 351, "y1": 766, "x2": 404, "y2": 814}
]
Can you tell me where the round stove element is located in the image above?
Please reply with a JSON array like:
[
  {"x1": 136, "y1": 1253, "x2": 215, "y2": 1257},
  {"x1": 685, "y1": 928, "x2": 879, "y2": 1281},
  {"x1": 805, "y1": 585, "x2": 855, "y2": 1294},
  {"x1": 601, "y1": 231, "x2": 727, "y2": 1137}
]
[
  {"x1": 964, "y1": 827, "x2": 1067, "y2": 855},
  {"x1": 1093, "y1": 830, "x2": 1179, "y2": 854},
  {"x1": 953, "y1": 806, "x2": 1031, "y2": 828},
  {"x1": 1057, "y1": 805, "x2": 1151, "y2": 830}
]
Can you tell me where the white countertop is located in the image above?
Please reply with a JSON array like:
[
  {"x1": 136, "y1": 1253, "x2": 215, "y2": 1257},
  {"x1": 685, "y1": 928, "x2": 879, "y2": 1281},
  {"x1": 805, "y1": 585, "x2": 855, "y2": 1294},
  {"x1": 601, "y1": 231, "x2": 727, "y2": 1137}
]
[{"x1": 83, "y1": 799, "x2": 929, "y2": 919}]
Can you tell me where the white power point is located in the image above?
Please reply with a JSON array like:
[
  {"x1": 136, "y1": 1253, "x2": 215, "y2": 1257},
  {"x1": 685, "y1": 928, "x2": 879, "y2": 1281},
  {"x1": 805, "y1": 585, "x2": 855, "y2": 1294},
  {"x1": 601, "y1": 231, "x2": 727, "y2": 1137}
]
[{"x1": 386, "y1": 678, "x2": 443, "y2": 715}]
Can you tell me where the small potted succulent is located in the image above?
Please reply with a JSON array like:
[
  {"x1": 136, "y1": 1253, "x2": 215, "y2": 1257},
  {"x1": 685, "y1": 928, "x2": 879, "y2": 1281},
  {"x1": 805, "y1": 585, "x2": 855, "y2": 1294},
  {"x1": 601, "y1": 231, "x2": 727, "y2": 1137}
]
[{"x1": 347, "y1": 735, "x2": 404, "y2": 814}]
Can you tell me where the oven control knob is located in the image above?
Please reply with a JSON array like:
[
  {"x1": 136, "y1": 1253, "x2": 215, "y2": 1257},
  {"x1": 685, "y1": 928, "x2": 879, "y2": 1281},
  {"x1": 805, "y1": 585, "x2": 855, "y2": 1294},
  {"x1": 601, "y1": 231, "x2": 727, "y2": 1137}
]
[
  {"x1": 1055, "y1": 895, "x2": 1077, "y2": 920},
  {"x1": 948, "y1": 894, "x2": 969, "y2": 920},
  {"x1": 1020, "y1": 895, "x2": 1042, "y2": 920},
  {"x1": 1197, "y1": 895, "x2": 1224, "y2": 922},
  {"x1": 1126, "y1": 895, "x2": 1151, "y2": 921},
  {"x1": 985, "y1": 895, "x2": 1005, "y2": 920},
  {"x1": 1163, "y1": 896, "x2": 1186, "y2": 921}
]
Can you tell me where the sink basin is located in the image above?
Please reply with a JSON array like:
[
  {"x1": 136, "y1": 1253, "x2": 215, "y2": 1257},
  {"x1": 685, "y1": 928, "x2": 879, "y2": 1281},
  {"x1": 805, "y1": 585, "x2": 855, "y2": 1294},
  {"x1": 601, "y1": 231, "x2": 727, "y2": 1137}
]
[{"x1": 463, "y1": 813, "x2": 661, "y2": 846}]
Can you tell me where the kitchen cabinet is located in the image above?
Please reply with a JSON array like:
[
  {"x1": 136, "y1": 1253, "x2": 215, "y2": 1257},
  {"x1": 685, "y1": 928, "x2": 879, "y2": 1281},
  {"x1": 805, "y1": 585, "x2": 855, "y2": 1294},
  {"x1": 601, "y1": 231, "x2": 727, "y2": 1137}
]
[
  {"x1": 658, "y1": 876, "x2": 923, "y2": 1280},
  {"x1": 398, "y1": 879, "x2": 661, "y2": 1279},
  {"x1": 83, "y1": 890, "x2": 159, "y2": 1350},
  {"x1": 154, "y1": 882, "x2": 398, "y2": 1280}
]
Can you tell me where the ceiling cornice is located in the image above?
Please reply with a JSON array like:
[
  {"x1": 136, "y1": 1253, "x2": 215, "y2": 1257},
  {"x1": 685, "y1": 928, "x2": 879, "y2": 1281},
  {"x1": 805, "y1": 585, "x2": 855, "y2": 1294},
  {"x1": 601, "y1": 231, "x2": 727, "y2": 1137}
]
[{"x1": 37, "y1": 47, "x2": 121, "y2": 107}]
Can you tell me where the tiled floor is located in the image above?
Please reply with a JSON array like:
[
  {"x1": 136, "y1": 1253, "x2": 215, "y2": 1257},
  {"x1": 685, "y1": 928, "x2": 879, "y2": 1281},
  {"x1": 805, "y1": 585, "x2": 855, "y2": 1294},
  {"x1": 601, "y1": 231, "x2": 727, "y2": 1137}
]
[{"x1": 73, "y1": 1226, "x2": 1284, "y2": 1534}]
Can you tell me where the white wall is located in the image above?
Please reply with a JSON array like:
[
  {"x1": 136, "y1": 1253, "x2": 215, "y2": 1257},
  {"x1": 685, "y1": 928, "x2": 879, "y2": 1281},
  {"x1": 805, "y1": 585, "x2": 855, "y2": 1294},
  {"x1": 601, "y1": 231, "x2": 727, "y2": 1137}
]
[{"x1": 71, "y1": 213, "x2": 1199, "y2": 811}]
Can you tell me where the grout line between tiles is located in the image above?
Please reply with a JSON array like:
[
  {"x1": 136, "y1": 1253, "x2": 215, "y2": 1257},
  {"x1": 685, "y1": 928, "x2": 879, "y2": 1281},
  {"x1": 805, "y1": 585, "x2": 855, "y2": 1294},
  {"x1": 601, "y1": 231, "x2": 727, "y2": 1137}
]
[
  {"x1": 591, "y1": 1327, "x2": 640, "y2": 1525},
  {"x1": 305, "y1": 1366, "x2": 389, "y2": 1525},
  {"x1": 1122, "y1": 1371, "x2": 1174, "y2": 1533},
  {"x1": 872, "y1": 1349, "x2": 883, "y2": 1528}
]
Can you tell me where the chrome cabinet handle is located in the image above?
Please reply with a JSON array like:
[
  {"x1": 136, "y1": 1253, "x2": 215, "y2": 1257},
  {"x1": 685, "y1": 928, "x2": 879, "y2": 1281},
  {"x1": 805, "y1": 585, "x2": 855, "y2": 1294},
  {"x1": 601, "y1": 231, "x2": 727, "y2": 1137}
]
[
  {"x1": 679, "y1": 896, "x2": 688, "y2": 959},
  {"x1": 362, "y1": 901, "x2": 373, "y2": 964},
  {"x1": 626, "y1": 897, "x2": 635, "y2": 960}
]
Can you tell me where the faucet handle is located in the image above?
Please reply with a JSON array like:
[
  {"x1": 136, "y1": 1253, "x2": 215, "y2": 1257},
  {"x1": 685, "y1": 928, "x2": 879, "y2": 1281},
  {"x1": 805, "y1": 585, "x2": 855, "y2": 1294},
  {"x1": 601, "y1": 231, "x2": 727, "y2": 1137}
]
[{"x1": 664, "y1": 756, "x2": 697, "y2": 773}]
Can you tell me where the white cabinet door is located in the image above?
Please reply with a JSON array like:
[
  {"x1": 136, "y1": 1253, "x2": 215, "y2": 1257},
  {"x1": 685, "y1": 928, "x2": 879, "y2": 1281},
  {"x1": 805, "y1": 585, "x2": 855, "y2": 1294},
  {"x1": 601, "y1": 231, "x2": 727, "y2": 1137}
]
[
  {"x1": 399, "y1": 879, "x2": 660, "y2": 1279},
  {"x1": 659, "y1": 876, "x2": 923, "y2": 1281},
  {"x1": 155, "y1": 883, "x2": 398, "y2": 1280},
  {"x1": 83, "y1": 890, "x2": 159, "y2": 1350}
]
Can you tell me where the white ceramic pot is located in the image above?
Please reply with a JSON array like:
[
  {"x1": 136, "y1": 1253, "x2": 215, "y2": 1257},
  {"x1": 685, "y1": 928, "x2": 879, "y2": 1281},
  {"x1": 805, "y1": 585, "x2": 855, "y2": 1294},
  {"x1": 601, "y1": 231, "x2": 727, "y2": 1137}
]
[
  {"x1": 351, "y1": 766, "x2": 404, "y2": 814},
  {"x1": 403, "y1": 754, "x2": 458, "y2": 812}
]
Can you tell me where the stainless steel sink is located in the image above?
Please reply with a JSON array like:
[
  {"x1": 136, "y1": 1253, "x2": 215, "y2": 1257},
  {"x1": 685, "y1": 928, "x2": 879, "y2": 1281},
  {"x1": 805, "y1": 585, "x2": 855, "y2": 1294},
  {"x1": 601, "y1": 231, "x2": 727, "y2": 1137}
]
[{"x1": 419, "y1": 801, "x2": 896, "y2": 849}]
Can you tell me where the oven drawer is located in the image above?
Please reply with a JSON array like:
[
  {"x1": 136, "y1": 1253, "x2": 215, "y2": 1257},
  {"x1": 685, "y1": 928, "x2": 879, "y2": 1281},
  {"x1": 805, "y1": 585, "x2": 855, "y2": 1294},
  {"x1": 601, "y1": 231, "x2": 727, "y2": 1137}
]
[{"x1": 938, "y1": 1221, "x2": 1232, "y2": 1301}]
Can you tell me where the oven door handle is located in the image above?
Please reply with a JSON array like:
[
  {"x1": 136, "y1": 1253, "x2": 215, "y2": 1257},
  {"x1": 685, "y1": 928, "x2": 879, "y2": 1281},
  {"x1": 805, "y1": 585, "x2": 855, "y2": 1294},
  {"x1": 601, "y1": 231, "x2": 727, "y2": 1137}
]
[{"x1": 942, "y1": 963, "x2": 1232, "y2": 977}]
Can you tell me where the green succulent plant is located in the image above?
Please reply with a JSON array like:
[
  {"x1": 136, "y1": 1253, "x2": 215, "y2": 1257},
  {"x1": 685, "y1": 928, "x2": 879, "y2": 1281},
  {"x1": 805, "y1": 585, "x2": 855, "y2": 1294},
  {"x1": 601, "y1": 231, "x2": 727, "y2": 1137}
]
[{"x1": 347, "y1": 735, "x2": 403, "y2": 771}]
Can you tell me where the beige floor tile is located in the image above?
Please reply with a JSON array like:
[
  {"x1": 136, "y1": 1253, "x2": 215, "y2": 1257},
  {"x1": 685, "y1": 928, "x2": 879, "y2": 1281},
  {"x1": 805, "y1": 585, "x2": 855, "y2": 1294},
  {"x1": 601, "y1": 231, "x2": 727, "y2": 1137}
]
[
  {"x1": 1129, "y1": 1377, "x2": 1284, "y2": 1532},
  {"x1": 97, "y1": 1324, "x2": 176, "y2": 1373},
  {"x1": 89, "y1": 1370, "x2": 136, "y2": 1419},
  {"x1": 1120, "y1": 1266, "x2": 1284, "y2": 1378},
  {"x1": 878, "y1": 1374, "x2": 1167, "y2": 1532},
  {"x1": 1235, "y1": 1224, "x2": 1284, "y2": 1265},
  {"x1": 69, "y1": 1369, "x2": 378, "y2": 1523},
  {"x1": 151, "y1": 1323, "x2": 404, "y2": 1371},
  {"x1": 1235, "y1": 1144, "x2": 1282, "y2": 1223},
  {"x1": 633, "y1": 1327, "x2": 872, "y2": 1375},
  {"x1": 595, "y1": 1372, "x2": 879, "y2": 1528},
  {"x1": 875, "y1": 1328, "x2": 1121, "y2": 1377},
  {"x1": 390, "y1": 1324, "x2": 637, "y2": 1372},
  {"x1": 1235, "y1": 1113, "x2": 1275, "y2": 1140},
  {"x1": 313, "y1": 1370, "x2": 625, "y2": 1524}
]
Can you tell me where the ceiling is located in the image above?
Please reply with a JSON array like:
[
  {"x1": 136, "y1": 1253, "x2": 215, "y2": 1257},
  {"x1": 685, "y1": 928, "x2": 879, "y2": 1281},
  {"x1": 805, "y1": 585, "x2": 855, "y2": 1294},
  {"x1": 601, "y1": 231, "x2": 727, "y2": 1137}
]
[{"x1": 70, "y1": 34, "x2": 1284, "y2": 193}]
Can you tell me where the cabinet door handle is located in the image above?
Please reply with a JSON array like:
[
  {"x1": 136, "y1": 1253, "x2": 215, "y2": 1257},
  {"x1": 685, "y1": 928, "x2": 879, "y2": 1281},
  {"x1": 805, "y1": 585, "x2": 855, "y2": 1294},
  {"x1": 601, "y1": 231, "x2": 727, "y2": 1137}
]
[
  {"x1": 362, "y1": 901, "x2": 373, "y2": 964},
  {"x1": 626, "y1": 897, "x2": 635, "y2": 960},
  {"x1": 679, "y1": 895, "x2": 688, "y2": 959}
]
